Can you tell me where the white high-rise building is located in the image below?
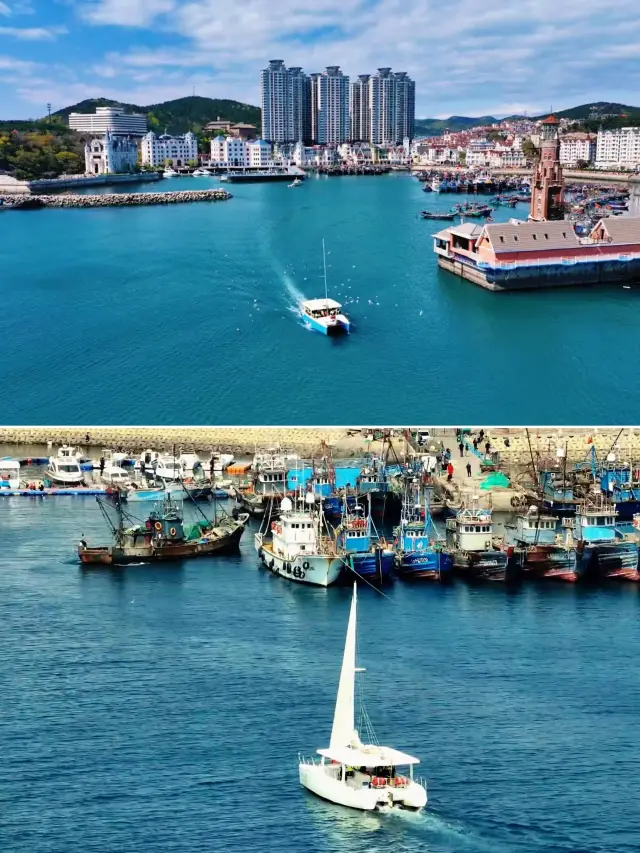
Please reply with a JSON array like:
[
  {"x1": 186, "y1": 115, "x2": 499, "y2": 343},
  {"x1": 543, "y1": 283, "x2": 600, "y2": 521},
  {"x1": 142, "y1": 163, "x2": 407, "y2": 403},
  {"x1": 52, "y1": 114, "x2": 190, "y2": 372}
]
[
  {"x1": 350, "y1": 75, "x2": 370, "y2": 142},
  {"x1": 369, "y1": 68, "x2": 415, "y2": 144},
  {"x1": 140, "y1": 131, "x2": 198, "y2": 167},
  {"x1": 313, "y1": 66, "x2": 349, "y2": 145},
  {"x1": 84, "y1": 131, "x2": 139, "y2": 175},
  {"x1": 69, "y1": 106, "x2": 148, "y2": 136},
  {"x1": 260, "y1": 60, "x2": 311, "y2": 143},
  {"x1": 595, "y1": 127, "x2": 640, "y2": 169}
]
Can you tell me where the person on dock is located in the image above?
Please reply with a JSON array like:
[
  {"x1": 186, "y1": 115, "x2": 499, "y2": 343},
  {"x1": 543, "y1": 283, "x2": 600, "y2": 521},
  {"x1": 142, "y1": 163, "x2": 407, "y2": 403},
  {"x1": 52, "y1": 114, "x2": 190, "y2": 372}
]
[
  {"x1": 485, "y1": 441, "x2": 491, "y2": 455},
  {"x1": 140, "y1": 460, "x2": 146, "y2": 477},
  {"x1": 99, "y1": 456, "x2": 105, "y2": 475},
  {"x1": 458, "y1": 441, "x2": 465, "y2": 458},
  {"x1": 447, "y1": 462, "x2": 454, "y2": 482},
  {"x1": 473, "y1": 437, "x2": 479, "y2": 451},
  {"x1": 466, "y1": 462, "x2": 472, "y2": 478}
]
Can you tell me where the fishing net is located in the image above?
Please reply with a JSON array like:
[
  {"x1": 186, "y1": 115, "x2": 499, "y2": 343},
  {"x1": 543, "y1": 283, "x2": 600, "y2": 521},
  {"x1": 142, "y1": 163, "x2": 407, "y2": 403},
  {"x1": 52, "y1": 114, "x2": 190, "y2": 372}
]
[{"x1": 480, "y1": 472, "x2": 511, "y2": 490}]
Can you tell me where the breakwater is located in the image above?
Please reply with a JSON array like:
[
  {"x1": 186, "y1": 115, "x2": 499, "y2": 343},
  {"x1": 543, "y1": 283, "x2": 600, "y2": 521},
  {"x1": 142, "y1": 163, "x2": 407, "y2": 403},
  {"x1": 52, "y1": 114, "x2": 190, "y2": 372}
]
[{"x1": 0, "y1": 188, "x2": 232, "y2": 210}]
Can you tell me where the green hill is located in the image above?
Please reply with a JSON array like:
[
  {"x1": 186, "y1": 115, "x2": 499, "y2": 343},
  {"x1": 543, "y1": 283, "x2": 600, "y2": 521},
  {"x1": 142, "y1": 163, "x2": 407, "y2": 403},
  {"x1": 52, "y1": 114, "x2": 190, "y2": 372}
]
[
  {"x1": 415, "y1": 115, "x2": 499, "y2": 136},
  {"x1": 51, "y1": 96, "x2": 261, "y2": 134}
]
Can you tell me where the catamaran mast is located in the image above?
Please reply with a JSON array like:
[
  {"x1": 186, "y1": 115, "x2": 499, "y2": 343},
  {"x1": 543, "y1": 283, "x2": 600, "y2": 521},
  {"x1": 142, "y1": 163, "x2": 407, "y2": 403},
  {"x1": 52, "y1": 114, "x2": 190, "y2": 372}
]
[{"x1": 322, "y1": 237, "x2": 328, "y2": 301}]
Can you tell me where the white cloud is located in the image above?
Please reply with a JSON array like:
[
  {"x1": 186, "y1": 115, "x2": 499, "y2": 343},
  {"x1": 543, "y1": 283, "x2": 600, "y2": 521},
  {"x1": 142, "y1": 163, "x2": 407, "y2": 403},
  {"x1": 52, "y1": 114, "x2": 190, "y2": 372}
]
[
  {"x1": 79, "y1": 0, "x2": 176, "y2": 27},
  {"x1": 0, "y1": 54, "x2": 36, "y2": 69},
  {"x1": 0, "y1": 25, "x2": 67, "y2": 40},
  {"x1": 0, "y1": 1, "x2": 10, "y2": 15}
]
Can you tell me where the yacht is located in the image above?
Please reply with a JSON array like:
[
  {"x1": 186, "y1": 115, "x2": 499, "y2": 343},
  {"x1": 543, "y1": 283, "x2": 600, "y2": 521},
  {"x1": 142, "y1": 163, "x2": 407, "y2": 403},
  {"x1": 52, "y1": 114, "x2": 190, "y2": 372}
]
[
  {"x1": 163, "y1": 167, "x2": 178, "y2": 177},
  {"x1": 45, "y1": 456, "x2": 85, "y2": 486},
  {"x1": 301, "y1": 239, "x2": 351, "y2": 336},
  {"x1": 299, "y1": 585, "x2": 428, "y2": 810},
  {"x1": 288, "y1": 177, "x2": 303, "y2": 187},
  {"x1": 144, "y1": 455, "x2": 184, "y2": 483},
  {"x1": 254, "y1": 494, "x2": 343, "y2": 586}
]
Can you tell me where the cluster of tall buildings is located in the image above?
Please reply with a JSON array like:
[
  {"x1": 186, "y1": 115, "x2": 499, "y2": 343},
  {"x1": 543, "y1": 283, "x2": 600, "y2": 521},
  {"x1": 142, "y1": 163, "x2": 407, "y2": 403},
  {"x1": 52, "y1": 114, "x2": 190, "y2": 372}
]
[{"x1": 260, "y1": 60, "x2": 415, "y2": 146}]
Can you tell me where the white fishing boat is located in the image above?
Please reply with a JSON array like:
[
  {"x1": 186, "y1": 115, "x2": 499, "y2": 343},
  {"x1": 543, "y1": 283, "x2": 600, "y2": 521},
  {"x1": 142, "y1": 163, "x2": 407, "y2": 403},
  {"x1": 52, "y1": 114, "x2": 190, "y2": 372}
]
[
  {"x1": 299, "y1": 585, "x2": 428, "y2": 811},
  {"x1": 300, "y1": 240, "x2": 351, "y2": 335},
  {"x1": 254, "y1": 494, "x2": 343, "y2": 586},
  {"x1": 431, "y1": 177, "x2": 442, "y2": 193}
]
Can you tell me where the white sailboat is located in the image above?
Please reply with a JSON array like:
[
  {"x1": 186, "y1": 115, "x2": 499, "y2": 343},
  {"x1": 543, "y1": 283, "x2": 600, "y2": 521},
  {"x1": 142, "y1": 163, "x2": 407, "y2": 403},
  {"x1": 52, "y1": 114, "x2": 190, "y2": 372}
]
[{"x1": 299, "y1": 585, "x2": 428, "y2": 811}]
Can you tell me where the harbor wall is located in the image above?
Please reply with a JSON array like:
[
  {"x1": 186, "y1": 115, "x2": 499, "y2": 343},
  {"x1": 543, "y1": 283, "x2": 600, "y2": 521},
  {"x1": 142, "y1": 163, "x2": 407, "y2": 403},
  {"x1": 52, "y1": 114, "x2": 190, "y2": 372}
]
[
  {"x1": 0, "y1": 189, "x2": 231, "y2": 209},
  {"x1": 0, "y1": 172, "x2": 160, "y2": 195}
]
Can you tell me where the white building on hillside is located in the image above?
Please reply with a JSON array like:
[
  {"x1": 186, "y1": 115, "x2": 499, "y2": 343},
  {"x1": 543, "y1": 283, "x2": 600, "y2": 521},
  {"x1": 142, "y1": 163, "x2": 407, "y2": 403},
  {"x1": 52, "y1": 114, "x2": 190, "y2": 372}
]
[
  {"x1": 560, "y1": 132, "x2": 596, "y2": 166},
  {"x1": 84, "y1": 132, "x2": 139, "y2": 175},
  {"x1": 69, "y1": 106, "x2": 148, "y2": 136},
  {"x1": 595, "y1": 127, "x2": 640, "y2": 169},
  {"x1": 141, "y1": 131, "x2": 198, "y2": 167}
]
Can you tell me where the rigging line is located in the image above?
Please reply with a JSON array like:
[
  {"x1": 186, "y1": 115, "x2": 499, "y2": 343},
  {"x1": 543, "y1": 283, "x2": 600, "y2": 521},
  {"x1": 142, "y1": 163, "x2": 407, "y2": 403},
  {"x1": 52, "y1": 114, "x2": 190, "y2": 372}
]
[{"x1": 337, "y1": 553, "x2": 392, "y2": 600}]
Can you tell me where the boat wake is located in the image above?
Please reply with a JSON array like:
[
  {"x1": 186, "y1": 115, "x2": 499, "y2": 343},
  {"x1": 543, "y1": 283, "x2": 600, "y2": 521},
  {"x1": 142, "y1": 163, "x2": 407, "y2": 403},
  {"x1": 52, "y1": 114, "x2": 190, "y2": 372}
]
[{"x1": 400, "y1": 809, "x2": 509, "y2": 853}]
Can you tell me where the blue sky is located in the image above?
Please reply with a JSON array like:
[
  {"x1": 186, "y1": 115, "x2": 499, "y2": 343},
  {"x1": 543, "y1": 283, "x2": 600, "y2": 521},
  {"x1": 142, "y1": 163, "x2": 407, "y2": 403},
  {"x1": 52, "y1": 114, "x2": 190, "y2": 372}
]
[{"x1": 2, "y1": 0, "x2": 640, "y2": 119}]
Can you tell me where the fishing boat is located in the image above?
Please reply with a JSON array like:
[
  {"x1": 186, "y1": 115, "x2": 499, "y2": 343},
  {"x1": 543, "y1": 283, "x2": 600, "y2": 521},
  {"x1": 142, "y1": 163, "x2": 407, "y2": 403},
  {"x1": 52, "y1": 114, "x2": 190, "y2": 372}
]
[
  {"x1": 298, "y1": 584, "x2": 428, "y2": 811},
  {"x1": 506, "y1": 506, "x2": 578, "y2": 582},
  {"x1": 254, "y1": 493, "x2": 343, "y2": 586},
  {"x1": 394, "y1": 485, "x2": 452, "y2": 581},
  {"x1": 78, "y1": 493, "x2": 248, "y2": 566},
  {"x1": 300, "y1": 239, "x2": 351, "y2": 335},
  {"x1": 236, "y1": 447, "x2": 292, "y2": 518},
  {"x1": 572, "y1": 499, "x2": 639, "y2": 581},
  {"x1": 335, "y1": 505, "x2": 395, "y2": 584},
  {"x1": 430, "y1": 178, "x2": 442, "y2": 193},
  {"x1": 445, "y1": 505, "x2": 511, "y2": 581},
  {"x1": 420, "y1": 210, "x2": 456, "y2": 221}
]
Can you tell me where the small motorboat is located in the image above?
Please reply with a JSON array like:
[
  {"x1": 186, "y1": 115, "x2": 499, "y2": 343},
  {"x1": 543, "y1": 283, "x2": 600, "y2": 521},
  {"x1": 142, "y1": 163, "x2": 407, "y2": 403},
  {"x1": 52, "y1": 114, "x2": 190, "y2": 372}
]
[
  {"x1": 420, "y1": 210, "x2": 456, "y2": 221},
  {"x1": 163, "y1": 168, "x2": 178, "y2": 177},
  {"x1": 288, "y1": 178, "x2": 303, "y2": 188},
  {"x1": 298, "y1": 584, "x2": 428, "y2": 810}
]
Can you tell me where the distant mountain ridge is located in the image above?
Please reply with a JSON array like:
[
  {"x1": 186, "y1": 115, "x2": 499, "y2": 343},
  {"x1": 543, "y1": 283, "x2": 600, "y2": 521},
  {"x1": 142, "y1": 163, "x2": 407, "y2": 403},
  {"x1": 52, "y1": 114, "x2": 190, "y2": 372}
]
[
  {"x1": 50, "y1": 96, "x2": 261, "y2": 135},
  {"x1": 416, "y1": 102, "x2": 640, "y2": 136}
]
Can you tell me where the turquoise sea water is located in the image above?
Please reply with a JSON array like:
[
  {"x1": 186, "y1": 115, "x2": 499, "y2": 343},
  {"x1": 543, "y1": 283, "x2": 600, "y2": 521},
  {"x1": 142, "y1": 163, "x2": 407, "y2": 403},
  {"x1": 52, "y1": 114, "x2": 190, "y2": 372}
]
[
  {"x1": 2, "y1": 173, "x2": 639, "y2": 424},
  {"x1": 1, "y1": 497, "x2": 639, "y2": 853}
]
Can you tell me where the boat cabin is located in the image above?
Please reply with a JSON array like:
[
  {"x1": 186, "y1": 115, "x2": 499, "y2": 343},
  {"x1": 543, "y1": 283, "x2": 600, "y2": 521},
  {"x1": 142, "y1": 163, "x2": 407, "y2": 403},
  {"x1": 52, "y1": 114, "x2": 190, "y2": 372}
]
[
  {"x1": 302, "y1": 297, "x2": 343, "y2": 320},
  {"x1": 513, "y1": 510, "x2": 558, "y2": 546},
  {"x1": 0, "y1": 458, "x2": 20, "y2": 489},
  {"x1": 57, "y1": 444, "x2": 81, "y2": 460},
  {"x1": 271, "y1": 510, "x2": 319, "y2": 559},
  {"x1": 101, "y1": 464, "x2": 130, "y2": 485},
  {"x1": 255, "y1": 468, "x2": 287, "y2": 495},
  {"x1": 338, "y1": 508, "x2": 372, "y2": 553},
  {"x1": 148, "y1": 457, "x2": 184, "y2": 482},
  {"x1": 574, "y1": 505, "x2": 619, "y2": 543},
  {"x1": 315, "y1": 743, "x2": 420, "y2": 792},
  {"x1": 446, "y1": 508, "x2": 493, "y2": 552},
  {"x1": 396, "y1": 520, "x2": 431, "y2": 553}
]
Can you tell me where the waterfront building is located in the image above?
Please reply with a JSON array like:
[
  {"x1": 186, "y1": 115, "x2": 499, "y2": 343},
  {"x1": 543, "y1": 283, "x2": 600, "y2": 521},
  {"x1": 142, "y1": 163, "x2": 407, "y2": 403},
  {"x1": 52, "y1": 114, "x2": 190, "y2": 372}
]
[
  {"x1": 530, "y1": 116, "x2": 564, "y2": 221},
  {"x1": 349, "y1": 75, "x2": 370, "y2": 141},
  {"x1": 141, "y1": 131, "x2": 198, "y2": 167},
  {"x1": 84, "y1": 131, "x2": 139, "y2": 175},
  {"x1": 313, "y1": 66, "x2": 350, "y2": 145},
  {"x1": 595, "y1": 127, "x2": 640, "y2": 169},
  {"x1": 393, "y1": 71, "x2": 415, "y2": 142},
  {"x1": 260, "y1": 59, "x2": 311, "y2": 143},
  {"x1": 560, "y1": 132, "x2": 596, "y2": 166},
  {"x1": 209, "y1": 137, "x2": 273, "y2": 168},
  {"x1": 432, "y1": 216, "x2": 640, "y2": 291},
  {"x1": 69, "y1": 106, "x2": 148, "y2": 136}
]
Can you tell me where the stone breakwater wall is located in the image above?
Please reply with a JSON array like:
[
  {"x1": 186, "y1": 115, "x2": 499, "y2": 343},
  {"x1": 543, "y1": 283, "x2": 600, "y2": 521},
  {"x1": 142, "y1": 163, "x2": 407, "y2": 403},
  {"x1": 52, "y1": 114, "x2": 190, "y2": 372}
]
[
  {"x1": 0, "y1": 189, "x2": 232, "y2": 209},
  {"x1": 0, "y1": 426, "x2": 358, "y2": 457}
]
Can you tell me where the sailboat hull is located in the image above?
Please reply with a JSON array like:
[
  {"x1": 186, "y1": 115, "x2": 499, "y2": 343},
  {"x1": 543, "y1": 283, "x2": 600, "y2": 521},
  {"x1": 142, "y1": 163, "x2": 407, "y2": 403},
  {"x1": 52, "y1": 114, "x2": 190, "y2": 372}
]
[{"x1": 299, "y1": 763, "x2": 427, "y2": 811}]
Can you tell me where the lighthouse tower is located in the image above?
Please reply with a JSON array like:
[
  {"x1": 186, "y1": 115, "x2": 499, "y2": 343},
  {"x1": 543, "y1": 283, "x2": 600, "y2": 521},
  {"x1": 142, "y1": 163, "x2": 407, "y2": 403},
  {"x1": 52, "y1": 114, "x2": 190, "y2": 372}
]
[{"x1": 530, "y1": 115, "x2": 564, "y2": 221}]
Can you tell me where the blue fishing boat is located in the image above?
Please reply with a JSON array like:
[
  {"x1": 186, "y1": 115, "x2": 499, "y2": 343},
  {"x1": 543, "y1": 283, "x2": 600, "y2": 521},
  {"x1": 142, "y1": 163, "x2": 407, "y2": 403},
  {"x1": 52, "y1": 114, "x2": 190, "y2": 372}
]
[
  {"x1": 300, "y1": 239, "x2": 350, "y2": 335},
  {"x1": 394, "y1": 484, "x2": 452, "y2": 581},
  {"x1": 336, "y1": 504, "x2": 395, "y2": 583},
  {"x1": 572, "y1": 499, "x2": 639, "y2": 581},
  {"x1": 445, "y1": 505, "x2": 512, "y2": 582},
  {"x1": 598, "y1": 456, "x2": 640, "y2": 521}
]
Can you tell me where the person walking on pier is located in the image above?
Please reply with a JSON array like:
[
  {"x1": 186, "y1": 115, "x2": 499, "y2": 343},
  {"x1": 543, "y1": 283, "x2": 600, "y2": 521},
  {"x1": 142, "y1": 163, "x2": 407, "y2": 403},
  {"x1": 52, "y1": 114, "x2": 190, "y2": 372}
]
[
  {"x1": 473, "y1": 437, "x2": 478, "y2": 451},
  {"x1": 466, "y1": 462, "x2": 472, "y2": 478},
  {"x1": 99, "y1": 456, "x2": 105, "y2": 475},
  {"x1": 458, "y1": 440, "x2": 465, "y2": 458},
  {"x1": 485, "y1": 441, "x2": 491, "y2": 456},
  {"x1": 447, "y1": 462, "x2": 454, "y2": 482}
]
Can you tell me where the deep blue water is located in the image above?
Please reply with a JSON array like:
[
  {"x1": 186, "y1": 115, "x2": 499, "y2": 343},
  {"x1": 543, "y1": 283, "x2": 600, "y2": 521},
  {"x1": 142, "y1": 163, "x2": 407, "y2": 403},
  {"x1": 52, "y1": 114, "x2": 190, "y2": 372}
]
[
  {"x1": 2, "y1": 173, "x2": 640, "y2": 424},
  {"x1": 1, "y1": 497, "x2": 639, "y2": 853}
]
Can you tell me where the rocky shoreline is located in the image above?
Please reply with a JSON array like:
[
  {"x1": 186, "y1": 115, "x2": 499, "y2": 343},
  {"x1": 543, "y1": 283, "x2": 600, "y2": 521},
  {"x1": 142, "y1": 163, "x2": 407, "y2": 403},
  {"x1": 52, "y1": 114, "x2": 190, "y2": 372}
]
[{"x1": 0, "y1": 188, "x2": 232, "y2": 209}]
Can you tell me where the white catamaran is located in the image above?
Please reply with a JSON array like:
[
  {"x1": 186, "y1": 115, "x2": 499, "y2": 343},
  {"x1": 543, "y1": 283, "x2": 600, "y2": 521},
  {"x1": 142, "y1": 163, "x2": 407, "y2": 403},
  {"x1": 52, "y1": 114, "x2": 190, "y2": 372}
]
[
  {"x1": 300, "y1": 239, "x2": 351, "y2": 336},
  {"x1": 299, "y1": 585, "x2": 428, "y2": 811}
]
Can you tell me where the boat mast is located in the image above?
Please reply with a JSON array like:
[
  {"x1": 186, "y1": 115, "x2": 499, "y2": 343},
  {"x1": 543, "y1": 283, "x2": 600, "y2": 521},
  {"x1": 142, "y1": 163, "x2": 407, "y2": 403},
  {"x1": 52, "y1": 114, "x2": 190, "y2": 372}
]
[{"x1": 322, "y1": 238, "x2": 329, "y2": 301}]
